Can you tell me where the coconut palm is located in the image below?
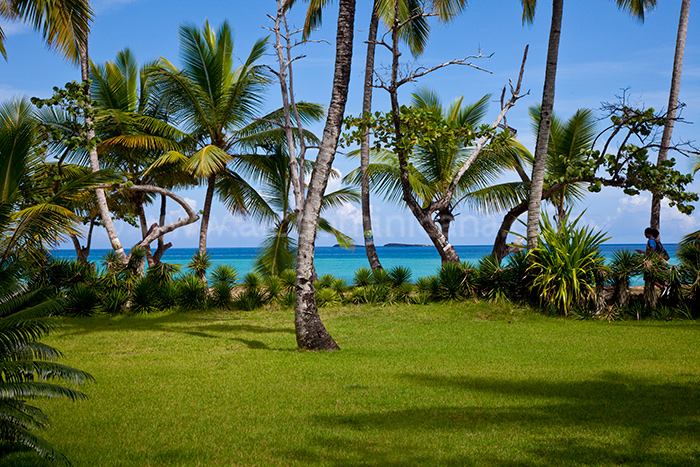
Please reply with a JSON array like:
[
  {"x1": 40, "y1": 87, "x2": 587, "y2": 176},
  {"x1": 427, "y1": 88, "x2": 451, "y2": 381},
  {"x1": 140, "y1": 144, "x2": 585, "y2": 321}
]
[
  {"x1": 523, "y1": 0, "x2": 657, "y2": 250},
  {"x1": 0, "y1": 0, "x2": 92, "y2": 62},
  {"x1": 239, "y1": 145, "x2": 359, "y2": 277},
  {"x1": 150, "y1": 20, "x2": 273, "y2": 257},
  {"x1": 345, "y1": 89, "x2": 522, "y2": 252},
  {"x1": 90, "y1": 48, "x2": 197, "y2": 265}
]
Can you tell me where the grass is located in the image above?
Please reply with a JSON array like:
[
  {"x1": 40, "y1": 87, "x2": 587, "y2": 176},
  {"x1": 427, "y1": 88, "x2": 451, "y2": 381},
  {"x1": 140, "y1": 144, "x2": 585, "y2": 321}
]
[{"x1": 5, "y1": 302, "x2": 700, "y2": 466}]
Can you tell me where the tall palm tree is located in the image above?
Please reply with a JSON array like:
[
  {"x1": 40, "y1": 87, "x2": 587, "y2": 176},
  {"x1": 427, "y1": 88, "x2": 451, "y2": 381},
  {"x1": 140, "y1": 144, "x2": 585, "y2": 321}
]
[
  {"x1": 150, "y1": 21, "x2": 270, "y2": 257},
  {"x1": 90, "y1": 48, "x2": 196, "y2": 265},
  {"x1": 650, "y1": 0, "x2": 691, "y2": 230},
  {"x1": 523, "y1": 0, "x2": 656, "y2": 250},
  {"x1": 346, "y1": 89, "x2": 522, "y2": 253},
  {"x1": 0, "y1": 0, "x2": 91, "y2": 62}
]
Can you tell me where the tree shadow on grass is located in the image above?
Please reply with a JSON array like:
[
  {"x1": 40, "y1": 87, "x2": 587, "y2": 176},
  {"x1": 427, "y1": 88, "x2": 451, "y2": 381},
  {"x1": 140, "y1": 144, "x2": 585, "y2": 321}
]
[{"x1": 299, "y1": 372, "x2": 699, "y2": 466}]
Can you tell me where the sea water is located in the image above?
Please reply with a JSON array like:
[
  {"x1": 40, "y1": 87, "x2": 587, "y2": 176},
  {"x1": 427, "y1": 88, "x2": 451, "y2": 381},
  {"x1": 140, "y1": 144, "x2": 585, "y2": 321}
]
[{"x1": 53, "y1": 244, "x2": 675, "y2": 283}]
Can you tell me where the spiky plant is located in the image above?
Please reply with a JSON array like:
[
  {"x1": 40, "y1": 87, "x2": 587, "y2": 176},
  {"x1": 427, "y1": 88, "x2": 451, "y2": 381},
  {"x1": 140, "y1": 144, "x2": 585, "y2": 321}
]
[
  {"x1": 415, "y1": 275, "x2": 440, "y2": 302},
  {"x1": 210, "y1": 265, "x2": 238, "y2": 287},
  {"x1": 388, "y1": 266, "x2": 412, "y2": 287},
  {"x1": 175, "y1": 274, "x2": 208, "y2": 311},
  {"x1": 317, "y1": 274, "x2": 337, "y2": 289},
  {"x1": 264, "y1": 276, "x2": 283, "y2": 303},
  {"x1": 101, "y1": 288, "x2": 129, "y2": 315},
  {"x1": 609, "y1": 249, "x2": 641, "y2": 309},
  {"x1": 65, "y1": 283, "x2": 100, "y2": 317},
  {"x1": 437, "y1": 262, "x2": 475, "y2": 301},
  {"x1": 640, "y1": 252, "x2": 669, "y2": 312},
  {"x1": 677, "y1": 242, "x2": 700, "y2": 316},
  {"x1": 0, "y1": 274, "x2": 93, "y2": 464},
  {"x1": 315, "y1": 288, "x2": 341, "y2": 307},
  {"x1": 209, "y1": 282, "x2": 233, "y2": 310},
  {"x1": 129, "y1": 278, "x2": 159, "y2": 314},
  {"x1": 146, "y1": 262, "x2": 181, "y2": 286},
  {"x1": 187, "y1": 251, "x2": 212, "y2": 281},
  {"x1": 475, "y1": 254, "x2": 513, "y2": 303},
  {"x1": 353, "y1": 267, "x2": 373, "y2": 287},
  {"x1": 371, "y1": 268, "x2": 392, "y2": 287},
  {"x1": 279, "y1": 269, "x2": 296, "y2": 292},
  {"x1": 331, "y1": 278, "x2": 348, "y2": 296},
  {"x1": 235, "y1": 288, "x2": 265, "y2": 311},
  {"x1": 527, "y1": 213, "x2": 609, "y2": 315}
]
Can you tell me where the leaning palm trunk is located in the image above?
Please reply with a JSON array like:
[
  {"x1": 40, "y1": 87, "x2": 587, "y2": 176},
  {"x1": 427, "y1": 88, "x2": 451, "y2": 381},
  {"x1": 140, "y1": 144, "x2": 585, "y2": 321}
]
[
  {"x1": 526, "y1": 0, "x2": 563, "y2": 250},
  {"x1": 294, "y1": 0, "x2": 356, "y2": 351},
  {"x1": 359, "y1": 2, "x2": 383, "y2": 270},
  {"x1": 198, "y1": 174, "x2": 217, "y2": 257},
  {"x1": 80, "y1": 43, "x2": 126, "y2": 262},
  {"x1": 650, "y1": 0, "x2": 690, "y2": 230}
]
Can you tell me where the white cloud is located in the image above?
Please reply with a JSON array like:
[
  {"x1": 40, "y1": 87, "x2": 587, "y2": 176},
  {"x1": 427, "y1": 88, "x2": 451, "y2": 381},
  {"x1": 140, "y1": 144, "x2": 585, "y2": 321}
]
[{"x1": 616, "y1": 194, "x2": 651, "y2": 215}]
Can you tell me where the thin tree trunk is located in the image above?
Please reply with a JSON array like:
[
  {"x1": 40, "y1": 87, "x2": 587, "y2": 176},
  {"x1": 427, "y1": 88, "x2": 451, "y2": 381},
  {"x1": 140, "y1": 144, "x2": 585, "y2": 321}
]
[
  {"x1": 360, "y1": 2, "x2": 383, "y2": 270},
  {"x1": 80, "y1": 42, "x2": 126, "y2": 262},
  {"x1": 135, "y1": 199, "x2": 155, "y2": 267},
  {"x1": 153, "y1": 194, "x2": 171, "y2": 264},
  {"x1": 295, "y1": 0, "x2": 356, "y2": 351},
  {"x1": 198, "y1": 174, "x2": 217, "y2": 256},
  {"x1": 388, "y1": 2, "x2": 459, "y2": 264},
  {"x1": 493, "y1": 201, "x2": 528, "y2": 261},
  {"x1": 650, "y1": 0, "x2": 690, "y2": 230},
  {"x1": 526, "y1": 0, "x2": 563, "y2": 250}
]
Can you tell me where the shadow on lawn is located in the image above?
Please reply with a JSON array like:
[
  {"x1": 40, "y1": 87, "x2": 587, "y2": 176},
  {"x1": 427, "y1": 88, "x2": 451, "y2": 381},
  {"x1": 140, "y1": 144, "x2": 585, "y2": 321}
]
[{"x1": 296, "y1": 372, "x2": 699, "y2": 466}]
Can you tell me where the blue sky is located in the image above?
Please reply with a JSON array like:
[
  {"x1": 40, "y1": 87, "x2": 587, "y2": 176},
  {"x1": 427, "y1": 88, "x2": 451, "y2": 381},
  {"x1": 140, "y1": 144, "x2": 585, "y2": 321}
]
[{"x1": 1, "y1": 0, "x2": 699, "y2": 250}]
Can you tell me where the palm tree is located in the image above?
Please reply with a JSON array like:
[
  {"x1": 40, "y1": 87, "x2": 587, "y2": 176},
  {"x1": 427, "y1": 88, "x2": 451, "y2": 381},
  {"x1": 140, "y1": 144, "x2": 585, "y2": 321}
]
[
  {"x1": 650, "y1": 0, "x2": 691, "y2": 230},
  {"x1": 468, "y1": 106, "x2": 598, "y2": 261},
  {"x1": 0, "y1": 97, "x2": 93, "y2": 464},
  {"x1": 150, "y1": 21, "x2": 270, "y2": 257},
  {"x1": 239, "y1": 145, "x2": 358, "y2": 277},
  {"x1": 523, "y1": 0, "x2": 657, "y2": 250},
  {"x1": 0, "y1": 0, "x2": 92, "y2": 62},
  {"x1": 345, "y1": 89, "x2": 521, "y2": 253},
  {"x1": 90, "y1": 48, "x2": 196, "y2": 265}
]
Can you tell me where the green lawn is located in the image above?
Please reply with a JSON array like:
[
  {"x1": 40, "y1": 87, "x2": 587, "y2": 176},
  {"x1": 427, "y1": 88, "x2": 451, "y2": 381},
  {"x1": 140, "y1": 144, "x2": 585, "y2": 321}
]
[{"x1": 6, "y1": 302, "x2": 700, "y2": 466}]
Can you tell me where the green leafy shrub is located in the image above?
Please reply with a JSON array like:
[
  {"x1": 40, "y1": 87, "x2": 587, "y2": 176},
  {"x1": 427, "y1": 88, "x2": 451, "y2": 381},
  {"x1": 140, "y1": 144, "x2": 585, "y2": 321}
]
[
  {"x1": 371, "y1": 268, "x2": 392, "y2": 287},
  {"x1": 210, "y1": 264, "x2": 238, "y2": 286},
  {"x1": 437, "y1": 262, "x2": 474, "y2": 301},
  {"x1": 176, "y1": 274, "x2": 208, "y2": 311},
  {"x1": 317, "y1": 274, "x2": 337, "y2": 289},
  {"x1": 235, "y1": 288, "x2": 265, "y2": 311},
  {"x1": 527, "y1": 214, "x2": 609, "y2": 315},
  {"x1": 609, "y1": 249, "x2": 641, "y2": 308},
  {"x1": 415, "y1": 275, "x2": 440, "y2": 302},
  {"x1": 353, "y1": 267, "x2": 373, "y2": 287},
  {"x1": 279, "y1": 269, "x2": 296, "y2": 291},
  {"x1": 388, "y1": 266, "x2": 412, "y2": 287},
  {"x1": 101, "y1": 288, "x2": 129, "y2": 315},
  {"x1": 476, "y1": 254, "x2": 514, "y2": 303},
  {"x1": 130, "y1": 277, "x2": 159, "y2": 314},
  {"x1": 146, "y1": 262, "x2": 181, "y2": 285},
  {"x1": 209, "y1": 282, "x2": 234, "y2": 310},
  {"x1": 187, "y1": 251, "x2": 212, "y2": 280},
  {"x1": 316, "y1": 287, "x2": 341, "y2": 307},
  {"x1": 65, "y1": 283, "x2": 100, "y2": 317},
  {"x1": 264, "y1": 276, "x2": 283, "y2": 303}
]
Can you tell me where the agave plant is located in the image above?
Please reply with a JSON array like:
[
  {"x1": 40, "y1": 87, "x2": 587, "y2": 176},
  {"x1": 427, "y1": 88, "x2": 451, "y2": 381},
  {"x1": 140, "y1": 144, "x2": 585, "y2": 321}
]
[
  {"x1": 0, "y1": 273, "x2": 93, "y2": 464},
  {"x1": 677, "y1": 241, "x2": 700, "y2": 315},
  {"x1": 388, "y1": 266, "x2": 412, "y2": 288},
  {"x1": 187, "y1": 251, "x2": 212, "y2": 281},
  {"x1": 352, "y1": 267, "x2": 373, "y2": 287},
  {"x1": 129, "y1": 277, "x2": 159, "y2": 314},
  {"x1": 175, "y1": 273, "x2": 208, "y2": 311},
  {"x1": 65, "y1": 283, "x2": 100, "y2": 317},
  {"x1": 209, "y1": 282, "x2": 234, "y2": 310},
  {"x1": 146, "y1": 262, "x2": 181, "y2": 286},
  {"x1": 527, "y1": 213, "x2": 609, "y2": 315},
  {"x1": 437, "y1": 262, "x2": 475, "y2": 301},
  {"x1": 209, "y1": 265, "x2": 238, "y2": 287}
]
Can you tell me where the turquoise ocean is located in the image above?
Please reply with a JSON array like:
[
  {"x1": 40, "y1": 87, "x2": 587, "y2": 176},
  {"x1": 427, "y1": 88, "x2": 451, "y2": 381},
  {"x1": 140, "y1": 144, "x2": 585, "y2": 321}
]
[{"x1": 53, "y1": 244, "x2": 676, "y2": 283}]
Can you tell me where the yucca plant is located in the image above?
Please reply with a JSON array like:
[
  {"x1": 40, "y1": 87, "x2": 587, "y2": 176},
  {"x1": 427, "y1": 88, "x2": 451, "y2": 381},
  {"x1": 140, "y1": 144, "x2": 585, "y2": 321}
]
[
  {"x1": 639, "y1": 253, "x2": 669, "y2": 312},
  {"x1": 415, "y1": 275, "x2": 440, "y2": 302},
  {"x1": 437, "y1": 262, "x2": 475, "y2": 301},
  {"x1": 146, "y1": 262, "x2": 181, "y2": 286},
  {"x1": 609, "y1": 249, "x2": 641, "y2": 309},
  {"x1": 316, "y1": 287, "x2": 341, "y2": 307},
  {"x1": 0, "y1": 274, "x2": 93, "y2": 464},
  {"x1": 241, "y1": 272, "x2": 262, "y2": 290},
  {"x1": 29, "y1": 257, "x2": 96, "y2": 292},
  {"x1": 101, "y1": 288, "x2": 129, "y2": 315},
  {"x1": 129, "y1": 277, "x2": 159, "y2": 314},
  {"x1": 209, "y1": 282, "x2": 234, "y2": 310},
  {"x1": 371, "y1": 268, "x2": 392, "y2": 287},
  {"x1": 475, "y1": 254, "x2": 514, "y2": 303},
  {"x1": 65, "y1": 283, "x2": 100, "y2": 317},
  {"x1": 677, "y1": 242, "x2": 700, "y2": 316},
  {"x1": 154, "y1": 281, "x2": 179, "y2": 311},
  {"x1": 317, "y1": 274, "x2": 337, "y2": 289},
  {"x1": 175, "y1": 273, "x2": 208, "y2": 311},
  {"x1": 388, "y1": 266, "x2": 412, "y2": 288},
  {"x1": 187, "y1": 251, "x2": 212, "y2": 281},
  {"x1": 353, "y1": 267, "x2": 373, "y2": 287},
  {"x1": 330, "y1": 278, "x2": 348, "y2": 296},
  {"x1": 235, "y1": 288, "x2": 265, "y2": 311},
  {"x1": 279, "y1": 269, "x2": 296, "y2": 292},
  {"x1": 527, "y1": 213, "x2": 609, "y2": 315},
  {"x1": 209, "y1": 265, "x2": 238, "y2": 287},
  {"x1": 264, "y1": 276, "x2": 283, "y2": 303}
]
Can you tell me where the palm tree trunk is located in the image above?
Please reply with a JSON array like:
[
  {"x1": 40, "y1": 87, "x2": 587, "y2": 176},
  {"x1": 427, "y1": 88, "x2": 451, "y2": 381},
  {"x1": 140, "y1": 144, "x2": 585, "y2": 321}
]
[
  {"x1": 360, "y1": 2, "x2": 383, "y2": 270},
  {"x1": 80, "y1": 42, "x2": 126, "y2": 262},
  {"x1": 526, "y1": 0, "x2": 563, "y2": 250},
  {"x1": 198, "y1": 174, "x2": 216, "y2": 256},
  {"x1": 153, "y1": 194, "x2": 171, "y2": 264},
  {"x1": 650, "y1": 0, "x2": 690, "y2": 230},
  {"x1": 493, "y1": 201, "x2": 528, "y2": 261},
  {"x1": 295, "y1": 0, "x2": 356, "y2": 351}
]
